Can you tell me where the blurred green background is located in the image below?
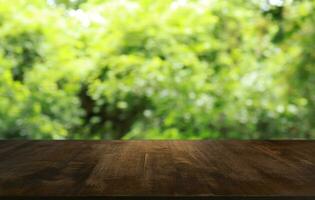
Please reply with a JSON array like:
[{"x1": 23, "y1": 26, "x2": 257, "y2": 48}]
[{"x1": 0, "y1": 0, "x2": 314, "y2": 139}]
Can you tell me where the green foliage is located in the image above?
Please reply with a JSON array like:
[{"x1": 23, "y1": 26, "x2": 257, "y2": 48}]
[{"x1": 0, "y1": 0, "x2": 314, "y2": 139}]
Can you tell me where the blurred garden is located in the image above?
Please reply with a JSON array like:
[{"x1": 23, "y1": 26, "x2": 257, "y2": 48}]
[{"x1": 0, "y1": 0, "x2": 314, "y2": 139}]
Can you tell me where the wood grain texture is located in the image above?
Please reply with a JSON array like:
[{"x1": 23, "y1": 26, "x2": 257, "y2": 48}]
[{"x1": 0, "y1": 140, "x2": 314, "y2": 199}]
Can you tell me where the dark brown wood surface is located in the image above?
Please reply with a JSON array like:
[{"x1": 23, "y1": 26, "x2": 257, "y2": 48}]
[{"x1": 0, "y1": 140, "x2": 314, "y2": 199}]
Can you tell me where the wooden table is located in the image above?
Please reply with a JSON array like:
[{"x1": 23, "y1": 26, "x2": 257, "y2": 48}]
[{"x1": 0, "y1": 140, "x2": 314, "y2": 199}]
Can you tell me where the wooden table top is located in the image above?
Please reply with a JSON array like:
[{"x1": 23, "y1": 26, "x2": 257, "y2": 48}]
[{"x1": 0, "y1": 140, "x2": 314, "y2": 199}]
